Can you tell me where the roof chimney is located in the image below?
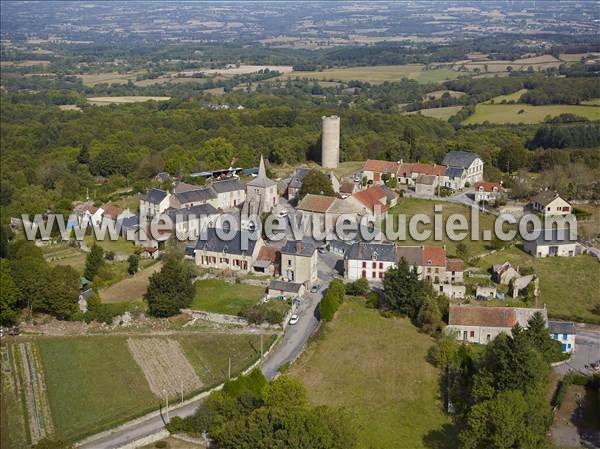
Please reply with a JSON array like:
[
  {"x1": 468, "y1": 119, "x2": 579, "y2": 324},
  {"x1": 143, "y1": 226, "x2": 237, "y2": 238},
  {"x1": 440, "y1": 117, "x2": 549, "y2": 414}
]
[{"x1": 295, "y1": 241, "x2": 302, "y2": 253}]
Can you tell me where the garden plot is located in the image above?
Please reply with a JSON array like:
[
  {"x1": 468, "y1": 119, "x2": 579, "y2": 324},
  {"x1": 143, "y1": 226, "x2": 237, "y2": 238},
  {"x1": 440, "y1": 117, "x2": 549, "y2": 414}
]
[
  {"x1": 127, "y1": 338, "x2": 203, "y2": 398},
  {"x1": 16, "y1": 342, "x2": 54, "y2": 444}
]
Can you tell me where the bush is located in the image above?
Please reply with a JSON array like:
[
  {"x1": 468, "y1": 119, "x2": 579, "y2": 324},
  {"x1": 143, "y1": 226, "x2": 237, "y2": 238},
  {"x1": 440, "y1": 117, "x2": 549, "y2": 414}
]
[
  {"x1": 345, "y1": 278, "x2": 369, "y2": 296},
  {"x1": 319, "y1": 279, "x2": 346, "y2": 321},
  {"x1": 366, "y1": 291, "x2": 379, "y2": 309}
]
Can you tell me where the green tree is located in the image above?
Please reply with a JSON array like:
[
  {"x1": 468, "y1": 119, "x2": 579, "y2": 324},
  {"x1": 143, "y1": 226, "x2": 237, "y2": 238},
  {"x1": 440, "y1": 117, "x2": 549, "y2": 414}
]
[
  {"x1": 0, "y1": 259, "x2": 21, "y2": 325},
  {"x1": 263, "y1": 376, "x2": 307, "y2": 408},
  {"x1": 381, "y1": 258, "x2": 423, "y2": 317},
  {"x1": 201, "y1": 137, "x2": 235, "y2": 169},
  {"x1": 298, "y1": 169, "x2": 334, "y2": 199},
  {"x1": 127, "y1": 254, "x2": 139, "y2": 275},
  {"x1": 145, "y1": 255, "x2": 194, "y2": 317},
  {"x1": 84, "y1": 243, "x2": 104, "y2": 281},
  {"x1": 456, "y1": 242, "x2": 469, "y2": 261},
  {"x1": 524, "y1": 312, "x2": 565, "y2": 363},
  {"x1": 44, "y1": 265, "x2": 80, "y2": 320},
  {"x1": 10, "y1": 248, "x2": 49, "y2": 312}
]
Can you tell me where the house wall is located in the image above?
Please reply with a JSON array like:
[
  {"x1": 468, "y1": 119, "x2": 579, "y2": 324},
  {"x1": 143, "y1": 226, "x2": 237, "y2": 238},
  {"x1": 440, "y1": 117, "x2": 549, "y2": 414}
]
[
  {"x1": 140, "y1": 195, "x2": 170, "y2": 218},
  {"x1": 550, "y1": 332, "x2": 576, "y2": 353},
  {"x1": 247, "y1": 185, "x2": 278, "y2": 213},
  {"x1": 447, "y1": 325, "x2": 512, "y2": 344},
  {"x1": 415, "y1": 182, "x2": 436, "y2": 196},
  {"x1": 344, "y1": 258, "x2": 395, "y2": 282},
  {"x1": 267, "y1": 285, "x2": 305, "y2": 299},
  {"x1": 533, "y1": 197, "x2": 572, "y2": 216},
  {"x1": 215, "y1": 189, "x2": 246, "y2": 209},
  {"x1": 281, "y1": 252, "x2": 318, "y2": 286},
  {"x1": 524, "y1": 241, "x2": 580, "y2": 257},
  {"x1": 435, "y1": 283, "x2": 466, "y2": 299},
  {"x1": 194, "y1": 239, "x2": 263, "y2": 272}
]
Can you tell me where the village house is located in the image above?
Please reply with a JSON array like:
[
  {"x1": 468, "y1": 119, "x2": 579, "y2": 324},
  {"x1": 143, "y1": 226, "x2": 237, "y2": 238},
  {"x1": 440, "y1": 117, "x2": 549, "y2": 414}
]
[
  {"x1": 286, "y1": 167, "x2": 311, "y2": 200},
  {"x1": 280, "y1": 239, "x2": 318, "y2": 287},
  {"x1": 76, "y1": 203, "x2": 104, "y2": 227},
  {"x1": 140, "y1": 188, "x2": 170, "y2": 218},
  {"x1": 297, "y1": 194, "x2": 336, "y2": 220},
  {"x1": 509, "y1": 274, "x2": 538, "y2": 298},
  {"x1": 476, "y1": 286, "x2": 497, "y2": 301},
  {"x1": 167, "y1": 203, "x2": 220, "y2": 240},
  {"x1": 245, "y1": 155, "x2": 279, "y2": 213},
  {"x1": 267, "y1": 280, "x2": 305, "y2": 300},
  {"x1": 344, "y1": 242, "x2": 397, "y2": 282},
  {"x1": 210, "y1": 178, "x2": 246, "y2": 209},
  {"x1": 442, "y1": 151, "x2": 484, "y2": 189},
  {"x1": 447, "y1": 305, "x2": 548, "y2": 345},
  {"x1": 339, "y1": 180, "x2": 359, "y2": 198},
  {"x1": 523, "y1": 228, "x2": 584, "y2": 258},
  {"x1": 415, "y1": 174, "x2": 438, "y2": 196},
  {"x1": 361, "y1": 160, "x2": 399, "y2": 184},
  {"x1": 549, "y1": 321, "x2": 576, "y2": 353},
  {"x1": 473, "y1": 181, "x2": 504, "y2": 204},
  {"x1": 396, "y1": 162, "x2": 447, "y2": 187},
  {"x1": 531, "y1": 191, "x2": 572, "y2": 216},
  {"x1": 346, "y1": 185, "x2": 395, "y2": 217},
  {"x1": 193, "y1": 227, "x2": 263, "y2": 272},
  {"x1": 170, "y1": 187, "x2": 219, "y2": 210},
  {"x1": 252, "y1": 245, "x2": 279, "y2": 276},
  {"x1": 492, "y1": 261, "x2": 520, "y2": 285}
]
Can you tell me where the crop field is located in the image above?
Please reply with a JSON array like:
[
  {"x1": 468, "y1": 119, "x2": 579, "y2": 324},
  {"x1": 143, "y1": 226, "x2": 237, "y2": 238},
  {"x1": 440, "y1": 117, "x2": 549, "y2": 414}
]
[
  {"x1": 289, "y1": 297, "x2": 455, "y2": 449},
  {"x1": 559, "y1": 52, "x2": 600, "y2": 62},
  {"x1": 387, "y1": 198, "x2": 498, "y2": 257},
  {"x1": 475, "y1": 248, "x2": 600, "y2": 324},
  {"x1": 461, "y1": 55, "x2": 562, "y2": 73},
  {"x1": 43, "y1": 245, "x2": 87, "y2": 272},
  {"x1": 0, "y1": 332, "x2": 271, "y2": 443},
  {"x1": 277, "y1": 64, "x2": 460, "y2": 84},
  {"x1": 406, "y1": 105, "x2": 463, "y2": 121},
  {"x1": 77, "y1": 72, "x2": 145, "y2": 86},
  {"x1": 127, "y1": 338, "x2": 203, "y2": 398},
  {"x1": 464, "y1": 104, "x2": 600, "y2": 125},
  {"x1": 422, "y1": 89, "x2": 465, "y2": 100},
  {"x1": 87, "y1": 96, "x2": 171, "y2": 105},
  {"x1": 191, "y1": 279, "x2": 265, "y2": 315}
]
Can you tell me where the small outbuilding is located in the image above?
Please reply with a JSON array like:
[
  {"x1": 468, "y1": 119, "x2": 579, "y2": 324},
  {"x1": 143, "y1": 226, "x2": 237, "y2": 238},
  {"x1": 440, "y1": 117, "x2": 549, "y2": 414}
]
[{"x1": 267, "y1": 280, "x2": 306, "y2": 299}]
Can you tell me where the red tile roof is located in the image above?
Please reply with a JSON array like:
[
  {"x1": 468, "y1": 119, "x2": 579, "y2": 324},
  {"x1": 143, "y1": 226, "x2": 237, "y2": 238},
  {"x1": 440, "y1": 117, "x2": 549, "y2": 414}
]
[
  {"x1": 398, "y1": 162, "x2": 447, "y2": 177},
  {"x1": 339, "y1": 181, "x2": 356, "y2": 194},
  {"x1": 102, "y1": 205, "x2": 124, "y2": 220},
  {"x1": 352, "y1": 186, "x2": 388, "y2": 213},
  {"x1": 363, "y1": 159, "x2": 399, "y2": 173},
  {"x1": 446, "y1": 258, "x2": 464, "y2": 272},
  {"x1": 474, "y1": 181, "x2": 502, "y2": 192},
  {"x1": 257, "y1": 246, "x2": 279, "y2": 263},
  {"x1": 449, "y1": 305, "x2": 517, "y2": 328},
  {"x1": 297, "y1": 194, "x2": 336, "y2": 213},
  {"x1": 422, "y1": 245, "x2": 446, "y2": 267}
]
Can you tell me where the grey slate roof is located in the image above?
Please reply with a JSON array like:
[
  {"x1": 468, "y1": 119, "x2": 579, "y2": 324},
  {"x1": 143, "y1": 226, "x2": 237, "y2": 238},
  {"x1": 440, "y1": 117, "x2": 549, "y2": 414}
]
[
  {"x1": 144, "y1": 188, "x2": 168, "y2": 204},
  {"x1": 346, "y1": 242, "x2": 397, "y2": 262},
  {"x1": 548, "y1": 320, "x2": 576, "y2": 335},
  {"x1": 211, "y1": 178, "x2": 245, "y2": 194},
  {"x1": 174, "y1": 188, "x2": 217, "y2": 204},
  {"x1": 443, "y1": 151, "x2": 480, "y2": 169},
  {"x1": 248, "y1": 155, "x2": 277, "y2": 188},
  {"x1": 531, "y1": 228, "x2": 577, "y2": 246},
  {"x1": 120, "y1": 215, "x2": 140, "y2": 230},
  {"x1": 532, "y1": 191, "x2": 561, "y2": 206},
  {"x1": 195, "y1": 227, "x2": 259, "y2": 255},
  {"x1": 281, "y1": 239, "x2": 317, "y2": 257},
  {"x1": 269, "y1": 280, "x2": 303, "y2": 293},
  {"x1": 166, "y1": 203, "x2": 219, "y2": 219},
  {"x1": 395, "y1": 246, "x2": 424, "y2": 266},
  {"x1": 445, "y1": 167, "x2": 464, "y2": 178}
]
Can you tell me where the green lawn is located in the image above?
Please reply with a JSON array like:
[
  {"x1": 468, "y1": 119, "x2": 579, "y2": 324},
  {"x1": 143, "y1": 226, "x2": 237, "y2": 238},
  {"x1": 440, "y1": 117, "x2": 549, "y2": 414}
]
[
  {"x1": 475, "y1": 247, "x2": 600, "y2": 324},
  {"x1": 464, "y1": 103, "x2": 600, "y2": 125},
  {"x1": 84, "y1": 234, "x2": 137, "y2": 255},
  {"x1": 485, "y1": 88, "x2": 529, "y2": 104},
  {"x1": 191, "y1": 279, "x2": 265, "y2": 315},
  {"x1": 289, "y1": 297, "x2": 455, "y2": 449},
  {"x1": 37, "y1": 337, "x2": 157, "y2": 441},
  {"x1": 387, "y1": 198, "x2": 499, "y2": 257},
  {"x1": 43, "y1": 244, "x2": 87, "y2": 272},
  {"x1": 406, "y1": 105, "x2": 464, "y2": 121}
]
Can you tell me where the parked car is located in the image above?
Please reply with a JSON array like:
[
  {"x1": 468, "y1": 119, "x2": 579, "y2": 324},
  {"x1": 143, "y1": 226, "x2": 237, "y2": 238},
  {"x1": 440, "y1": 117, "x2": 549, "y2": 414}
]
[
  {"x1": 289, "y1": 314, "x2": 300, "y2": 325},
  {"x1": 277, "y1": 210, "x2": 288, "y2": 218},
  {"x1": 310, "y1": 284, "x2": 319, "y2": 293},
  {"x1": 318, "y1": 245, "x2": 328, "y2": 254}
]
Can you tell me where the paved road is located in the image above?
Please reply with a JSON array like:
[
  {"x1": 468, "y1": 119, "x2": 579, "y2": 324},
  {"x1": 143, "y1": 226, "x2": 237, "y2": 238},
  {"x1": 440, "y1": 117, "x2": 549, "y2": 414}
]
[
  {"x1": 79, "y1": 252, "x2": 337, "y2": 449},
  {"x1": 554, "y1": 324, "x2": 600, "y2": 376}
]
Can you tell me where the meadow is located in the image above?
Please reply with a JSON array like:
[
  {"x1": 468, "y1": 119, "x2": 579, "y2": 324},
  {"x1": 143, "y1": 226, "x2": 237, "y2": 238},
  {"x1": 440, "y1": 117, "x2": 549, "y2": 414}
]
[
  {"x1": 406, "y1": 105, "x2": 463, "y2": 121},
  {"x1": 191, "y1": 278, "x2": 265, "y2": 315},
  {"x1": 99, "y1": 262, "x2": 162, "y2": 303},
  {"x1": 289, "y1": 297, "x2": 455, "y2": 449},
  {"x1": 277, "y1": 64, "x2": 461, "y2": 84},
  {"x1": 464, "y1": 104, "x2": 600, "y2": 125},
  {"x1": 475, "y1": 248, "x2": 600, "y2": 324},
  {"x1": 87, "y1": 96, "x2": 171, "y2": 105}
]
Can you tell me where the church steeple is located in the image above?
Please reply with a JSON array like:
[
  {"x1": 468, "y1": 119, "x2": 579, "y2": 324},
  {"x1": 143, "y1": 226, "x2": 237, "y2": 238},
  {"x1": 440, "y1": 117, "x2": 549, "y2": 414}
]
[{"x1": 257, "y1": 154, "x2": 267, "y2": 179}]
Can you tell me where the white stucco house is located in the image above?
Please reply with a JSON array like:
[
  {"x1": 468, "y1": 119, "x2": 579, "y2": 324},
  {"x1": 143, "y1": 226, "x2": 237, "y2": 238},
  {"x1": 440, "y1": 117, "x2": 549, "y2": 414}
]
[
  {"x1": 531, "y1": 191, "x2": 572, "y2": 216},
  {"x1": 442, "y1": 151, "x2": 484, "y2": 189}
]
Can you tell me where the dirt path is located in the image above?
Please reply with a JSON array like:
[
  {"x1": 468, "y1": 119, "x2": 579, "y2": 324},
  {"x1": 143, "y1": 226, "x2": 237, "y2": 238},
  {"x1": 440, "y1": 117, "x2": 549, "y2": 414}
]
[{"x1": 100, "y1": 262, "x2": 163, "y2": 303}]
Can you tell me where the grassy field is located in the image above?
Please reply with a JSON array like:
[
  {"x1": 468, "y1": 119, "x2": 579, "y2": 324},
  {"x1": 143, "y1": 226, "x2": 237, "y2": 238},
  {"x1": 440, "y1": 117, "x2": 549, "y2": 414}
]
[
  {"x1": 44, "y1": 244, "x2": 87, "y2": 272},
  {"x1": 582, "y1": 98, "x2": 600, "y2": 106},
  {"x1": 289, "y1": 297, "x2": 455, "y2": 449},
  {"x1": 84, "y1": 234, "x2": 137, "y2": 255},
  {"x1": 99, "y1": 262, "x2": 162, "y2": 303},
  {"x1": 406, "y1": 105, "x2": 463, "y2": 121},
  {"x1": 28, "y1": 332, "x2": 268, "y2": 442},
  {"x1": 387, "y1": 198, "x2": 498, "y2": 257},
  {"x1": 191, "y1": 279, "x2": 265, "y2": 315},
  {"x1": 272, "y1": 160, "x2": 363, "y2": 180},
  {"x1": 475, "y1": 247, "x2": 600, "y2": 324},
  {"x1": 277, "y1": 64, "x2": 460, "y2": 84},
  {"x1": 485, "y1": 88, "x2": 528, "y2": 103},
  {"x1": 77, "y1": 72, "x2": 144, "y2": 86},
  {"x1": 87, "y1": 96, "x2": 171, "y2": 105},
  {"x1": 422, "y1": 90, "x2": 465, "y2": 100},
  {"x1": 464, "y1": 104, "x2": 600, "y2": 125}
]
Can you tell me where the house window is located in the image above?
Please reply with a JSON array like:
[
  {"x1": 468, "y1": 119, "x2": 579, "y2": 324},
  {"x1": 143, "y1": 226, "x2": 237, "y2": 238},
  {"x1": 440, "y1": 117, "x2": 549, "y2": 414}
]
[
  {"x1": 553, "y1": 334, "x2": 558, "y2": 339},
  {"x1": 567, "y1": 344, "x2": 572, "y2": 349},
  {"x1": 486, "y1": 334, "x2": 491, "y2": 342},
  {"x1": 288, "y1": 259, "x2": 292, "y2": 267},
  {"x1": 379, "y1": 262, "x2": 383, "y2": 269},
  {"x1": 361, "y1": 270, "x2": 366, "y2": 279},
  {"x1": 562, "y1": 334, "x2": 567, "y2": 341},
  {"x1": 462, "y1": 331, "x2": 467, "y2": 341},
  {"x1": 372, "y1": 262, "x2": 377, "y2": 269},
  {"x1": 469, "y1": 331, "x2": 475, "y2": 338},
  {"x1": 362, "y1": 261, "x2": 367, "y2": 268},
  {"x1": 378, "y1": 272, "x2": 383, "y2": 278},
  {"x1": 372, "y1": 271, "x2": 376, "y2": 279}
]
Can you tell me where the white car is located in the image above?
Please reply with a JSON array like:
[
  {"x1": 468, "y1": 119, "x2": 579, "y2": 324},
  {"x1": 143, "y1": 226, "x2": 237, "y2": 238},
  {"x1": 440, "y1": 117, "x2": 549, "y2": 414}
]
[
  {"x1": 277, "y1": 210, "x2": 288, "y2": 218},
  {"x1": 289, "y1": 314, "x2": 300, "y2": 325}
]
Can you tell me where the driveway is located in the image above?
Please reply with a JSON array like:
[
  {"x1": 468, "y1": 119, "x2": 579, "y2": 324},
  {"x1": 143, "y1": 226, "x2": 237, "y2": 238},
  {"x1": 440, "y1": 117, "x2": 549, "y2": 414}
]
[{"x1": 554, "y1": 324, "x2": 600, "y2": 376}]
